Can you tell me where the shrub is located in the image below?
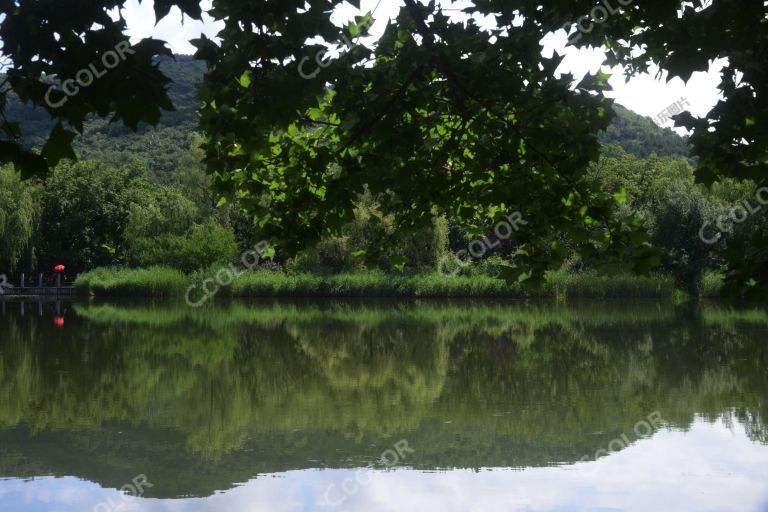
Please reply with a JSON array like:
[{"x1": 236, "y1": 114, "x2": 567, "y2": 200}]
[
  {"x1": 700, "y1": 271, "x2": 725, "y2": 298},
  {"x1": 287, "y1": 237, "x2": 361, "y2": 274},
  {"x1": 128, "y1": 221, "x2": 239, "y2": 273}
]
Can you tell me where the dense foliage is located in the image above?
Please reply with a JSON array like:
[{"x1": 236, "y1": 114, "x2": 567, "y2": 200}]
[
  {"x1": 1, "y1": 55, "x2": 762, "y2": 299},
  {"x1": 587, "y1": 148, "x2": 722, "y2": 293},
  {"x1": 0, "y1": 166, "x2": 40, "y2": 272},
  {"x1": 0, "y1": 157, "x2": 242, "y2": 274},
  {"x1": 1, "y1": 1, "x2": 765, "y2": 298},
  {"x1": 191, "y1": 0, "x2": 767, "y2": 297}
]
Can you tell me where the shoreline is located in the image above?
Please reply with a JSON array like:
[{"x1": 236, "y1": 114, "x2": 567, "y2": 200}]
[{"x1": 73, "y1": 267, "x2": 687, "y2": 300}]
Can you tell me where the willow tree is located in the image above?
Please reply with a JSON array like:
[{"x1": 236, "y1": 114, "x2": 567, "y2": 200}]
[
  {"x1": 0, "y1": 165, "x2": 40, "y2": 272},
  {"x1": 0, "y1": 0, "x2": 765, "y2": 295}
]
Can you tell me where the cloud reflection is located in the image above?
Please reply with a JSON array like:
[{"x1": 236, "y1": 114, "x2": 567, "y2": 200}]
[{"x1": 2, "y1": 417, "x2": 767, "y2": 512}]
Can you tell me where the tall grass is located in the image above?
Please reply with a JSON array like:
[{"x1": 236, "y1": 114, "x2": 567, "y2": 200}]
[
  {"x1": 230, "y1": 270, "x2": 526, "y2": 297},
  {"x1": 76, "y1": 266, "x2": 679, "y2": 299},
  {"x1": 75, "y1": 266, "x2": 187, "y2": 297},
  {"x1": 545, "y1": 270, "x2": 675, "y2": 299}
]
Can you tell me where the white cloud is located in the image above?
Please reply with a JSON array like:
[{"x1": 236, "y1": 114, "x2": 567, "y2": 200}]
[{"x1": 541, "y1": 29, "x2": 724, "y2": 133}]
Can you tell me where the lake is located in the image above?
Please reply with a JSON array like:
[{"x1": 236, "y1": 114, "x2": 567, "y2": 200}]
[{"x1": 0, "y1": 299, "x2": 766, "y2": 511}]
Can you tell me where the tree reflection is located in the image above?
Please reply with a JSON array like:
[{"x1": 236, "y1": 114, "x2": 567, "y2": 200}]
[{"x1": 0, "y1": 299, "x2": 765, "y2": 497}]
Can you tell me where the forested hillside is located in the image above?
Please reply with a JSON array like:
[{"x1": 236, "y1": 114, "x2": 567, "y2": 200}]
[
  {"x1": 600, "y1": 104, "x2": 691, "y2": 159},
  {"x1": 6, "y1": 56, "x2": 205, "y2": 182},
  {"x1": 7, "y1": 55, "x2": 689, "y2": 183}
]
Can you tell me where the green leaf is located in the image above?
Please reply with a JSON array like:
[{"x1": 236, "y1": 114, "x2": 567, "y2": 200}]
[
  {"x1": 41, "y1": 123, "x2": 77, "y2": 167},
  {"x1": 389, "y1": 255, "x2": 407, "y2": 272},
  {"x1": 613, "y1": 188, "x2": 629, "y2": 205},
  {"x1": 238, "y1": 70, "x2": 252, "y2": 89}
]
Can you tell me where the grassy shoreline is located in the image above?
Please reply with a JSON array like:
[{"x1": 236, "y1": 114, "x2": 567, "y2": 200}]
[{"x1": 75, "y1": 266, "x2": 678, "y2": 300}]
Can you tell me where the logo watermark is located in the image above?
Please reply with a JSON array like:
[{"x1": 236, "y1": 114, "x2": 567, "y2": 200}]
[
  {"x1": 298, "y1": 17, "x2": 375, "y2": 80},
  {"x1": 45, "y1": 41, "x2": 135, "y2": 109},
  {"x1": 185, "y1": 241, "x2": 271, "y2": 307},
  {"x1": 579, "y1": 411, "x2": 665, "y2": 474},
  {"x1": 699, "y1": 187, "x2": 768, "y2": 245},
  {"x1": 0, "y1": 274, "x2": 13, "y2": 295},
  {"x1": 438, "y1": 212, "x2": 527, "y2": 277},
  {"x1": 653, "y1": 97, "x2": 690, "y2": 127},
  {"x1": 563, "y1": 0, "x2": 635, "y2": 44},
  {"x1": 319, "y1": 439, "x2": 414, "y2": 508},
  {"x1": 93, "y1": 474, "x2": 152, "y2": 512}
]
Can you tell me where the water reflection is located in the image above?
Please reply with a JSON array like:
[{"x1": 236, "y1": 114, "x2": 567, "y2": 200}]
[
  {"x1": 0, "y1": 299, "x2": 766, "y2": 509},
  {"x1": 2, "y1": 419, "x2": 767, "y2": 512}
]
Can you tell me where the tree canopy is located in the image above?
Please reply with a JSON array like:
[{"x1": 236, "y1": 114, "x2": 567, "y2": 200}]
[{"x1": 0, "y1": 0, "x2": 765, "y2": 297}]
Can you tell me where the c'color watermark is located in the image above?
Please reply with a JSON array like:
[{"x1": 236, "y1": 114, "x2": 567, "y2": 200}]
[
  {"x1": 438, "y1": 212, "x2": 527, "y2": 277},
  {"x1": 319, "y1": 439, "x2": 414, "y2": 508},
  {"x1": 562, "y1": 0, "x2": 635, "y2": 44},
  {"x1": 93, "y1": 474, "x2": 152, "y2": 512},
  {"x1": 298, "y1": 17, "x2": 374, "y2": 80},
  {"x1": 45, "y1": 41, "x2": 135, "y2": 109},
  {"x1": 579, "y1": 411, "x2": 665, "y2": 474},
  {"x1": 185, "y1": 241, "x2": 271, "y2": 307},
  {"x1": 699, "y1": 187, "x2": 768, "y2": 245}
]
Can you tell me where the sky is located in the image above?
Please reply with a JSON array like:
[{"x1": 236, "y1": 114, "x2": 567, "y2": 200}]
[{"x1": 119, "y1": 0, "x2": 724, "y2": 132}]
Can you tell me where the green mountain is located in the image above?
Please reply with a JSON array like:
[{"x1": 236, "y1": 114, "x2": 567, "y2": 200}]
[
  {"x1": 7, "y1": 55, "x2": 690, "y2": 180},
  {"x1": 600, "y1": 104, "x2": 690, "y2": 159},
  {"x1": 6, "y1": 56, "x2": 205, "y2": 182}
]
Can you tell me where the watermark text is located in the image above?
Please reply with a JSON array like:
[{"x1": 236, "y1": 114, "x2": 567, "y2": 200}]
[{"x1": 45, "y1": 41, "x2": 135, "y2": 109}]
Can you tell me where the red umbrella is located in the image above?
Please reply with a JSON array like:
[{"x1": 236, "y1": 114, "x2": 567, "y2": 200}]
[{"x1": 54, "y1": 264, "x2": 65, "y2": 273}]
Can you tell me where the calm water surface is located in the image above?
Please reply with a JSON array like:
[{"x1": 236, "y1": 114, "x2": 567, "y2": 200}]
[{"x1": 0, "y1": 299, "x2": 766, "y2": 511}]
